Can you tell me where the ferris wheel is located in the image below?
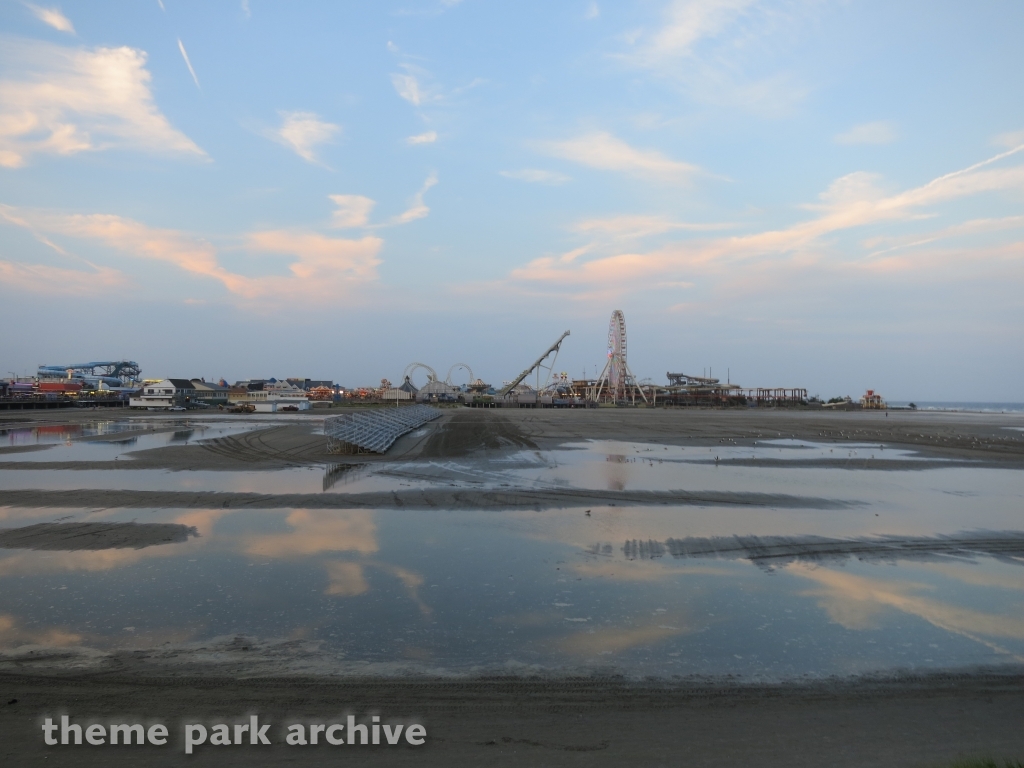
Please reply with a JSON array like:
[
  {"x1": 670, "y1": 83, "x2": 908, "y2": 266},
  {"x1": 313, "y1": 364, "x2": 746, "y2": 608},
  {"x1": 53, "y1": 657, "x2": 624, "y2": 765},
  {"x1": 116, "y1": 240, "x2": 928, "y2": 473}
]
[
  {"x1": 606, "y1": 310, "x2": 628, "y2": 400},
  {"x1": 597, "y1": 310, "x2": 648, "y2": 404}
]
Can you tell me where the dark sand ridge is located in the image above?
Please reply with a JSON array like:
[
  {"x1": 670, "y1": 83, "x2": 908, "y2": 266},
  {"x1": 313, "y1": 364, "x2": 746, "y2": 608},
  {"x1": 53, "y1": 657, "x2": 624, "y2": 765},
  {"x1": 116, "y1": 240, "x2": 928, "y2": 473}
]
[
  {"x1": 0, "y1": 487, "x2": 855, "y2": 511},
  {"x1": 615, "y1": 530, "x2": 1024, "y2": 570},
  {"x1": 0, "y1": 522, "x2": 198, "y2": 551},
  {"x1": 0, "y1": 408, "x2": 1023, "y2": 471}
]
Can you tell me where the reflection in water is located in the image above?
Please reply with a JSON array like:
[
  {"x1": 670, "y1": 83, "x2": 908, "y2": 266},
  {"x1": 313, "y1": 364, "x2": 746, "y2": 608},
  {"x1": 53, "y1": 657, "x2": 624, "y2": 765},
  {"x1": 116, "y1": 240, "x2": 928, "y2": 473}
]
[
  {"x1": 322, "y1": 462, "x2": 371, "y2": 491},
  {"x1": 242, "y1": 509, "x2": 378, "y2": 557},
  {"x1": 603, "y1": 453, "x2": 628, "y2": 491},
  {"x1": 0, "y1": 435, "x2": 1021, "y2": 679},
  {"x1": 790, "y1": 564, "x2": 1024, "y2": 661},
  {"x1": 0, "y1": 504, "x2": 1022, "y2": 677}
]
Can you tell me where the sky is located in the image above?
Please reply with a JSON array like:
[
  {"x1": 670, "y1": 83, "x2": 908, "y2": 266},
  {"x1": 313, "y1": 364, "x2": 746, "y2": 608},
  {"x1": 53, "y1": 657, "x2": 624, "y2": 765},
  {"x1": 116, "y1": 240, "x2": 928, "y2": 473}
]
[{"x1": 1, "y1": 0, "x2": 1022, "y2": 400}]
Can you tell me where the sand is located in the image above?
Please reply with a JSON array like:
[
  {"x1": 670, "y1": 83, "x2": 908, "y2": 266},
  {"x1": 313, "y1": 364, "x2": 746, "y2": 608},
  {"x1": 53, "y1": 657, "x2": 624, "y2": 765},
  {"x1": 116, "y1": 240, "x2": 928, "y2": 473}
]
[
  {"x1": 2, "y1": 406, "x2": 1024, "y2": 765},
  {"x1": 0, "y1": 521, "x2": 199, "y2": 551},
  {"x1": 2, "y1": 671, "x2": 1024, "y2": 766}
]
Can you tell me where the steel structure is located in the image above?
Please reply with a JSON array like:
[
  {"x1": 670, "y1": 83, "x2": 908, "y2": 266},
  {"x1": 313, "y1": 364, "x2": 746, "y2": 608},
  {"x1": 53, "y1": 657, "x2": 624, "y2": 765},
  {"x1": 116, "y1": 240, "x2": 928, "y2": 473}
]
[
  {"x1": 595, "y1": 311, "x2": 648, "y2": 404},
  {"x1": 37, "y1": 361, "x2": 141, "y2": 387},
  {"x1": 445, "y1": 363, "x2": 473, "y2": 386},
  {"x1": 499, "y1": 330, "x2": 570, "y2": 397},
  {"x1": 323, "y1": 405, "x2": 441, "y2": 454},
  {"x1": 402, "y1": 362, "x2": 437, "y2": 386}
]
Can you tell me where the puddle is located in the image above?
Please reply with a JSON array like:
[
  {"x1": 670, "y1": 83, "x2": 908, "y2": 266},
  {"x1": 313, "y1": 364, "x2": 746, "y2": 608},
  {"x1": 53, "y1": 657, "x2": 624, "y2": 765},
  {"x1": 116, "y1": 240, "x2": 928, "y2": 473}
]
[
  {"x1": 0, "y1": 436, "x2": 1022, "y2": 680},
  {"x1": 0, "y1": 420, "x2": 267, "y2": 461}
]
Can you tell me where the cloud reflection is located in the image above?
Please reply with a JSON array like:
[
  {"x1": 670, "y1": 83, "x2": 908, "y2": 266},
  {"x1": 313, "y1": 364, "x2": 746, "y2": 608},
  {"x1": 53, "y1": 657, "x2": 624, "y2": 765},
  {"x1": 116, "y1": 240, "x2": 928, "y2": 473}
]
[
  {"x1": 790, "y1": 564, "x2": 1024, "y2": 659},
  {"x1": 558, "y1": 623, "x2": 686, "y2": 656},
  {"x1": 242, "y1": 509, "x2": 378, "y2": 557}
]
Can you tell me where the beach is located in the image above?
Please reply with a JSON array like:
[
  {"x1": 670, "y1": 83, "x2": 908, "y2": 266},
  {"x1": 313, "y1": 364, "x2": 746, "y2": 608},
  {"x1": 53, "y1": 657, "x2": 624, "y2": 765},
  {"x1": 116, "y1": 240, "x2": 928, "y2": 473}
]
[{"x1": 1, "y1": 406, "x2": 1023, "y2": 765}]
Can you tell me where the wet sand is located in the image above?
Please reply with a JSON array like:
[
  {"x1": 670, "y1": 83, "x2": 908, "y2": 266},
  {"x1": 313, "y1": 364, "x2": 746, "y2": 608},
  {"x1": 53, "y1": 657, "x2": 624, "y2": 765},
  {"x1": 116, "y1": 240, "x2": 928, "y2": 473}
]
[
  {"x1": 2, "y1": 671, "x2": 1024, "y2": 766},
  {"x1": 2, "y1": 407, "x2": 1024, "y2": 765},
  {"x1": 3, "y1": 407, "x2": 1024, "y2": 470},
  {"x1": 0, "y1": 521, "x2": 199, "y2": 551}
]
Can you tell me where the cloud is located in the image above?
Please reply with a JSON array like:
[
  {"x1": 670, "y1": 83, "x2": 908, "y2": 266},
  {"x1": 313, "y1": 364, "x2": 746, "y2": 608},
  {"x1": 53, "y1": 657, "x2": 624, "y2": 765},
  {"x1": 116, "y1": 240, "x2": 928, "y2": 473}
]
[
  {"x1": 572, "y1": 214, "x2": 732, "y2": 240},
  {"x1": 542, "y1": 132, "x2": 700, "y2": 182},
  {"x1": 273, "y1": 110, "x2": 340, "y2": 163},
  {"x1": 330, "y1": 176, "x2": 437, "y2": 229},
  {"x1": 0, "y1": 259, "x2": 126, "y2": 296},
  {"x1": 994, "y1": 129, "x2": 1024, "y2": 148},
  {"x1": 389, "y1": 172, "x2": 437, "y2": 225},
  {"x1": 585, "y1": 2, "x2": 600, "y2": 20},
  {"x1": 501, "y1": 144, "x2": 1024, "y2": 297},
  {"x1": 619, "y1": 0, "x2": 811, "y2": 116},
  {"x1": 0, "y1": 39, "x2": 205, "y2": 167},
  {"x1": 835, "y1": 121, "x2": 898, "y2": 146},
  {"x1": 1, "y1": 207, "x2": 384, "y2": 303},
  {"x1": 639, "y1": 0, "x2": 757, "y2": 62},
  {"x1": 24, "y1": 3, "x2": 75, "y2": 33},
  {"x1": 391, "y1": 72, "x2": 426, "y2": 106},
  {"x1": 405, "y1": 130, "x2": 437, "y2": 145},
  {"x1": 176, "y1": 39, "x2": 200, "y2": 89},
  {"x1": 243, "y1": 230, "x2": 384, "y2": 295},
  {"x1": 499, "y1": 168, "x2": 570, "y2": 185},
  {"x1": 329, "y1": 194, "x2": 376, "y2": 228}
]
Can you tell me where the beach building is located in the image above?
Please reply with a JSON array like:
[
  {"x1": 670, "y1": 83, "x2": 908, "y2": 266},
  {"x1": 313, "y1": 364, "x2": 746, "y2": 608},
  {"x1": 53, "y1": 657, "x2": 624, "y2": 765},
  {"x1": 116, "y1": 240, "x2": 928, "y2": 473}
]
[
  {"x1": 129, "y1": 379, "x2": 196, "y2": 409},
  {"x1": 190, "y1": 379, "x2": 229, "y2": 407},
  {"x1": 860, "y1": 390, "x2": 887, "y2": 409}
]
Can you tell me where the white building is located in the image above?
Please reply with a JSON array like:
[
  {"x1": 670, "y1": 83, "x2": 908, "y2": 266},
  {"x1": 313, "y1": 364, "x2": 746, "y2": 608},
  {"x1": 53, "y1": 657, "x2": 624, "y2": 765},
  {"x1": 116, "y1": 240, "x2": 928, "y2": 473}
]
[{"x1": 129, "y1": 379, "x2": 196, "y2": 409}]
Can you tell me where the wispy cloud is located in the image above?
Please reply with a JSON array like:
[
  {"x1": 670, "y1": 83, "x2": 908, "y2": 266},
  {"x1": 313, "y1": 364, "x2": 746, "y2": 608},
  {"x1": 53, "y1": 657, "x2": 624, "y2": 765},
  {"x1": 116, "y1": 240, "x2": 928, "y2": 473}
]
[
  {"x1": 0, "y1": 39, "x2": 205, "y2": 167},
  {"x1": 835, "y1": 121, "x2": 898, "y2": 146},
  {"x1": 620, "y1": 0, "x2": 812, "y2": 116},
  {"x1": 542, "y1": 131, "x2": 700, "y2": 182},
  {"x1": 390, "y1": 70, "x2": 430, "y2": 106},
  {"x1": 501, "y1": 144, "x2": 1024, "y2": 297},
  {"x1": 390, "y1": 173, "x2": 438, "y2": 225},
  {"x1": 176, "y1": 39, "x2": 200, "y2": 89},
  {"x1": 272, "y1": 110, "x2": 340, "y2": 163},
  {"x1": 329, "y1": 194, "x2": 376, "y2": 228},
  {"x1": 573, "y1": 214, "x2": 732, "y2": 240},
  {"x1": 1, "y1": 206, "x2": 383, "y2": 303},
  {"x1": 994, "y1": 129, "x2": 1024, "y2": 148},
  {"x1": 0, "y1": 259, "x2": 126, "y2": 296},
  {"x1": 24, "y1": 3, "x2": 75, "y2": 33},
  {"x1": 405, "y1": 130, "x2": 437, "y2": 145},
  {"x1": 637, "y1": 0, "x2": 757, "y2": 62},
  {"x1": 241, "y1": 0, "x2": 251, "y2": 19},
  {"x1": 329, "y1": 176, "x2": 438, "y2": 230},
  {"x1": 499, "y1": 168, "x2": 570, "y2": 185},
  {"x1": 585, "y1": 2, "x2": 600, "y2": 20}
]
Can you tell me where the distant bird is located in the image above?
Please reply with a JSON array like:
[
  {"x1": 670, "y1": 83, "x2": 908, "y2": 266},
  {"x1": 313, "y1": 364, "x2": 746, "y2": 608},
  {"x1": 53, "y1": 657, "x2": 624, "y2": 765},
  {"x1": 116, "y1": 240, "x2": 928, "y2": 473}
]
[{"x1": 585, "y1": 510, "x2": 591, "y2": 516}]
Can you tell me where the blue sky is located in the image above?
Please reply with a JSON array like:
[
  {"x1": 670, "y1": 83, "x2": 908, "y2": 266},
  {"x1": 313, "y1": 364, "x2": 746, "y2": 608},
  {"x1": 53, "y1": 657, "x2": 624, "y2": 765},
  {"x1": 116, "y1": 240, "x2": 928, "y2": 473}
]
[{"x1": 1, "y1": 0, "x2": 1022, "y2": 400}]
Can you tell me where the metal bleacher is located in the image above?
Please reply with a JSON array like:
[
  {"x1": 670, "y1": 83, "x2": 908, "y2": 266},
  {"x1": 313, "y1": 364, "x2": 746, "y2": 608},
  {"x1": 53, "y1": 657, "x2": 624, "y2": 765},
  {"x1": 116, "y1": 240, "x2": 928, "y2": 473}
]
[{"x1": 323, "y1": 405, "x2": 441, "y2": 454}]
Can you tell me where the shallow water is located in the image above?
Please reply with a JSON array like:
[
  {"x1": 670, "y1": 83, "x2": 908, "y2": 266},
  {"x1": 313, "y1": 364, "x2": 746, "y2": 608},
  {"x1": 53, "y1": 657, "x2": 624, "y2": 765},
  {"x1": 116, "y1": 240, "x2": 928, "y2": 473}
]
[
  {"x1": 0, "y1": 434, "x2": 1022, "y2": 680},
  {"x1": 0, "y1": 419, "x2": 267, "y2": 461}
]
